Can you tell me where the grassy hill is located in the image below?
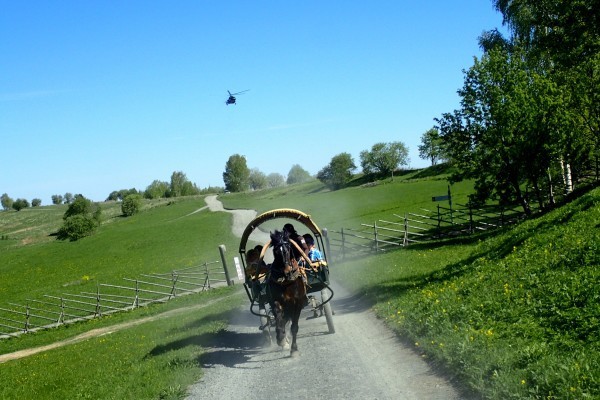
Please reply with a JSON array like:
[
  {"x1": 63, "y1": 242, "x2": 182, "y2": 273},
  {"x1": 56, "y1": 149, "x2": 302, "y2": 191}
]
[{"x1": 1, "y1": 168, "x2": 598, "y2": 399}]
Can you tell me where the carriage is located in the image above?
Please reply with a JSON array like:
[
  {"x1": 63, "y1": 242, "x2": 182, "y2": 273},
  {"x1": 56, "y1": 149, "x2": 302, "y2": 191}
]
[{"x1": 238, "y1": 208, "x2": 335, "y2": 345}]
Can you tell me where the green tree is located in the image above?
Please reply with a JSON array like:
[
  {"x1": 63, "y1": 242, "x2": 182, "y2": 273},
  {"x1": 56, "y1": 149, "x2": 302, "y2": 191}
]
[
  {"x1": 58, "y1": 195, "x2": 101, "y2": 241},
  {"x1": 31, "y1": 198, "x2": 42, "y2": 207},
  {"x1": 359, "y1": 142, "x2": 409, "y2": 178},
  {"x1": 121, "y1": 194, "x2": 142, "y2": 216},
  {"x1": 223, "y1": 154, "x2": 250, "y2": 192},
  {"x1": 12, "y1": 198, "x2": 30, "y2": 211},
  {"x1": 286, "y1": 164, "x2": 312, "y2": 185},
  {"x1": 267, "y1": 173, "x2": 286, "y2": 188},
  {"x1": 1, "y1": 193, "x2": 13, "y2": 211},
  {"x1": 436, "y1": 46, "x2": 569, "y2": 213},
  {"x1": 64, "y1": 192, "x2": 74, "y2": 204},
  {"x1": 51, "y1": 194, "x2": 63, "y2": 205},
  {"x1": 418, "y1": 128, "x2": 446, "y2": 166},
  {"x1": 317, "y1": 152, "x2": 356, "y2": 190},
  {"x1": 144, "y1": 180, "x2": 169, "y2": 199},
  {"x1": 249, "y1": 168, "x2": 268, "y2": 190}
]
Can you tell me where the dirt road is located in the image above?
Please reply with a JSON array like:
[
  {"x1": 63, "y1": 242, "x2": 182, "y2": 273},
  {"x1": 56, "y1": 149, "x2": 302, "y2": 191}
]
[{"x1": 186, "y1": 196, "x2": 467, "y2": 399}]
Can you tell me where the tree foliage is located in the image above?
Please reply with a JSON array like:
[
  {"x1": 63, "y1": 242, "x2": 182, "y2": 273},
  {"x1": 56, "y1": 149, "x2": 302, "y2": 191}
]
[
  {"x1": 31, "y1": 198, "x2": 42, "y2": 207},
  {"x1": 317, "y1": 152, "x2": 356, "y2": 190},
  {"x1": 1, "y1": 193, "x2": 13, "y2": 211},
  {"x1": 418, "y1": 128, "x2": 446, "y2": 166},
  {"x1": 223, "y1": 154, "x2": 250, "y2": 192},
  {"x1": 248, "y1": 168, "x2": 268, "y2": 190},
  {"x1": 12, "y1": 198, "x2": 30, "y2": 211},
  {"x1": 121, "y1": 194, "x2": 142, "y2": 216},
  {"x1": 359, "y1": 142, "x2": 409, "y2": 178},
  {"x1": 144, "y1": 180, "x2": 170, "y2": 199},
  {"x1": 267, "y1": 173, "x2": 286, "y2": 188},
  {"x1": 58, "y1": 195, "x2": 101, "y2": 241},
  {"x1": 286, "y1": 164, "x2": 312, "y2": 185},
  {"x1": 51, "y1": 194, "x2": 63, "y2": 205}
]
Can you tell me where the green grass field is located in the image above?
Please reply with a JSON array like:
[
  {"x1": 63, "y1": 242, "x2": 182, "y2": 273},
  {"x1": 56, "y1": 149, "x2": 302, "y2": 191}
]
[{"x1": 1, "y1": 170, "x2": 598, "y2": 399}]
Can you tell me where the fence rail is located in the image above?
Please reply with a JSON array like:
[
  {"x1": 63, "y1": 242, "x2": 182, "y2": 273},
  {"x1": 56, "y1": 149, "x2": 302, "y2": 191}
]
[
  {"x1": 0, "y1": 257, "x2": 230, "y2": 340},
  {"x1": 328, "y1": 202, "x2": 531, "y2": 260}
]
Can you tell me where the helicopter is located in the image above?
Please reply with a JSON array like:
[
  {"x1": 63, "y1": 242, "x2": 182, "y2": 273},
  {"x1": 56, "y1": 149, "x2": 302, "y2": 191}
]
[{"x1": 225, "y1": 89, "x2": 249, "y2": 105}]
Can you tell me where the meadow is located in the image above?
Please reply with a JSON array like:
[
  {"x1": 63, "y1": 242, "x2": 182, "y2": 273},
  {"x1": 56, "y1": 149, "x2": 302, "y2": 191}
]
[{"x1": 1, "y1": 169, "x2": 598, "y2": 399}]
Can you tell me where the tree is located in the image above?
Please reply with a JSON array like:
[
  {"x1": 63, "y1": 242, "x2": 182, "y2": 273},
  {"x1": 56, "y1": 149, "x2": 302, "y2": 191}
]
[
  {"x1": 169, "y1": 171, "x2": 187, "y2": 197},
  {"x1": 359, "y1": 142, "x2": 409, "y2": 178},
  {"x1": 317, "y1": 152, "x2": 356, "y2": 190},
  {"x1": 287, "y1": 164, "x2": 312, "y2": 185},
  {"x1": 12, "y1": 198, "x2": 30, "y2": 211},
  {"x1": 1, "y1": 193, "x2": 13, "y2": 211},
  {"x1": 64, "y1": 192, "x2": 74, "y2": 204},
  {"x1": 58, "y1": 195, "x2": 101, "y2": 241},
  {"x1": 248, "y1": 168, "x2": 268, "y2": 190},
  {"x1": 121, "y1": 194, "x2": 142, "y2": 216},
  {"x1": 144, "y1": 180, "x2": 169, "y2": 199},
  {"x1": 31, "y1": 198, "x2": 42, "y2": 207},
  {"x1": 267, "y1": 173, "x2": 286, "y2": 188},
  {"x1": 436, "y1": 45, "x2": 569, "y2": 214},
  {"x1": 418, "y1": 128, "x2": 446, "y2": 166},
  {"x1": 51, "y1": 194, "x2": 63, "y2": 205},
  {"x1": 223, "y1": 154, "x2": 250, "y2": 192}
]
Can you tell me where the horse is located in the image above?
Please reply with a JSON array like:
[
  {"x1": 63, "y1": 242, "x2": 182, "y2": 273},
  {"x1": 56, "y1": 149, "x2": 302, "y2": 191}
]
[{"x1": 268, "y1": 229, "x2": 307, "y2": 356}]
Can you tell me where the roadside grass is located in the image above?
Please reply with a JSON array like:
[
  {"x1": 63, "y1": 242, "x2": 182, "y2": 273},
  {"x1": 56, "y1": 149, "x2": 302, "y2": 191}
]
[
  {"x1": 337, "y1": 187, "x2": 600, "y2": 399},
  {"x1": 0, "y1": 286, "x2": 245, "y2": 400},
  {"x1": 0, "y1": 196, "x2": 239, "y2": 306}
]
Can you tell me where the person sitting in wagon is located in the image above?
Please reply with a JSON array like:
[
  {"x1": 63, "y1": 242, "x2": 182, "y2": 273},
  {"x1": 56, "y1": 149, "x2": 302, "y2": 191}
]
[
  {"x1": 303, "y1": 233, "x2": 327, "y2": 267},
  {"x1": 282, "y1": 223, "x2": 309, "y2": 260}
]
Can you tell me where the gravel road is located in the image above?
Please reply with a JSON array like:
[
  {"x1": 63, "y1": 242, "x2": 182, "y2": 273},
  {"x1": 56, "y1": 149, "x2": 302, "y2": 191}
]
[{"x1": 186, "y1": 196, "x2": 467, "y2": 400}]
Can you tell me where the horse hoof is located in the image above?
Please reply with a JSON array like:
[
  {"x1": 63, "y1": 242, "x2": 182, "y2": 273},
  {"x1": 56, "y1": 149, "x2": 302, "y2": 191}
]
[{"x1": 290, "y1": 350, "x2": 300, "y2": 357}]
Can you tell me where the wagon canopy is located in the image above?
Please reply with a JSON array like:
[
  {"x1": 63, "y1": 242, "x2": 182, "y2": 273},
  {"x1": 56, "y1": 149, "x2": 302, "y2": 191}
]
[{"x1": 238, "y1": 208, "x2": 322, "y2": 253}]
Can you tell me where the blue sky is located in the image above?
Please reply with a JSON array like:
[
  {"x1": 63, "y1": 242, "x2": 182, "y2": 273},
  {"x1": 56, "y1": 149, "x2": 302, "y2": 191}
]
[{"x1": 1, "y1": 1, "x2": 505, "y2": 203}]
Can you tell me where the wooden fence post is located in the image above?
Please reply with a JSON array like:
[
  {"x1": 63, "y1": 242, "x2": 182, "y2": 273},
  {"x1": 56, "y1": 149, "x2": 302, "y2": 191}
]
[
  {"x1": 403, "y1": 213, "x2": 408, "y2": 246},
  {"x1": 373, "y1": 222, "x2": 379, "y2": 252},
  {"x1": 219, "y1": 245, "x2": 232, "y2": 286}
]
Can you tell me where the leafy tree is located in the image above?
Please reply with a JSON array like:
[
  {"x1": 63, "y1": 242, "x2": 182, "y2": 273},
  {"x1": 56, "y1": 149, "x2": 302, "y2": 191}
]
[
  {"x1": 359, "y1": 141, "x2": 409, "y2": 178},
  {"x1": 51, "y1": 194, "x2": 63, "y2": 205},
  {"x1": 106, "y1": 191, "x2": 120, "y2": 201},
  {"x1": 169, "y1": 171, "x2": 188, "y2": 197},
  {"x1": 317, "y1": 152, "x2": 356, "y2": 190},
  {"x1": 121, "y1": 194, "x2": 142, "y2": 216},
  {"x1": 436, "y1": 45, "x2": 569, "y2": 214},
  {"x1": 1, "y1": 193, "x2": 13, "y2": 211},
  {"x1": 223, "y1": 154, "x2": 250, "y2": 192},
  {"x1": 287, "y1": 164, "x2": 312, "y2": 185},
  {"x1": 248, "y1": 168, "x2": 268, "y2": 190},
  {"x1": 267, "y1": 173, "x2": 286, "y2": 188},
  {"x1": 31, "y1": 198, "x2": 42, "y2": 207},
  {"x1": 144, "y1": 180, "x2": 169, "y2": 199},
  {"x1": 418, "y1": 128, "x2": 446, "y2": 166},
  {"x1": 58, "y1": 195, "x2": 101, "y2": 241},
  {"x1": 64, "y1": 192, "x2": 74, "y2": 204},
  {"x1": 12, "y1": 198, "x2": 30, "y2": 211}
]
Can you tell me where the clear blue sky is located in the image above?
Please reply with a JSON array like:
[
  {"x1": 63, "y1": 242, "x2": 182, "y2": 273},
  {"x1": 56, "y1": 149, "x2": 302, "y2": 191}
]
[{"x1": 1, "y1": 1, "x2": 505, "y2": 203}]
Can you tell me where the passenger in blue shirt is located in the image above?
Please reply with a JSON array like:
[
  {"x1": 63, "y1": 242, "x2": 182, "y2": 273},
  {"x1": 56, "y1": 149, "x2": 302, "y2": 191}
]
[{"x1": 303, "y1": 233, "x2": 323, "y2": 262}]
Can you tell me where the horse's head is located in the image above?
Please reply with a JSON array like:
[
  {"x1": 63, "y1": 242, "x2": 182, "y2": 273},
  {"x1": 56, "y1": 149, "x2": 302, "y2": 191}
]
[{"x1": 270, "y1": 229, "x2": 293, "y2": 272}]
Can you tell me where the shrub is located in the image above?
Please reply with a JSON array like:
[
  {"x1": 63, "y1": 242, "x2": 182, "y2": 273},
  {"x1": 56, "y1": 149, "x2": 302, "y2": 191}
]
[
  {"x1": 57, "y1": 215, "x2": 98, "y2": 241},
  {"x1": 121, "y1": 194, "x2": 142, "y2": 216}
]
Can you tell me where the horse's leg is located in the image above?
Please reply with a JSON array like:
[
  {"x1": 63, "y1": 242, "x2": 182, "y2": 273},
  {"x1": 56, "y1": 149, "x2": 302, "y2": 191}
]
[{"x1": 289, "y1": 302, "x2": 302, "y2": 356}]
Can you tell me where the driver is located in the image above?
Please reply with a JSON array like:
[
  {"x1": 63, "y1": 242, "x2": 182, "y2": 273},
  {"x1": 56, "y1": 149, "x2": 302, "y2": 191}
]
[{"x1": 282, "y1": 223, "x2": 309, "y2": 261}]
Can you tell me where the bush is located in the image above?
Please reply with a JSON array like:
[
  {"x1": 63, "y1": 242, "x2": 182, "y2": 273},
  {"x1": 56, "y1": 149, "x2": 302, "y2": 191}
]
[
  {"x1": 57, "y1": 215, "x2": 98, "y2": 241},
  {"x1": 121, "y1": 194, "x2": 142, "y2": 216}
]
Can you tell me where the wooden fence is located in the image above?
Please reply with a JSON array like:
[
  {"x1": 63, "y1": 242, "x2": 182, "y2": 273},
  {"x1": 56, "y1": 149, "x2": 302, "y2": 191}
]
[
  {"x1": 0, "y1": 258, "x2": 229, "y2": 340},
  {"x1": 327, "y1": 203, "x2": 527, "y2": 260}
]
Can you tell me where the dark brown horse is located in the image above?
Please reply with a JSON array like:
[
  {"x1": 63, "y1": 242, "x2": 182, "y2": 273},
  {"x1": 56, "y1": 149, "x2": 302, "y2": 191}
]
[{"x1": 268, "y1": 229, "x2": 307, "y2": 356}]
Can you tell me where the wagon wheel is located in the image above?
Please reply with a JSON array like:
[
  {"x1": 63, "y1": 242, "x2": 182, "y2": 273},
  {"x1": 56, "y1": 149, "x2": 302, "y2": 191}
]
[{"x1": 321, "y1": 289, "x2": 335, "y2": 334}]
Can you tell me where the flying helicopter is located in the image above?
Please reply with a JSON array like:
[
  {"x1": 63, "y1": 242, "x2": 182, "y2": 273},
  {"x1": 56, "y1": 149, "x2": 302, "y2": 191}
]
[{"x1": 225, "y1": 89, "x2": 249, "y2": 105}]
